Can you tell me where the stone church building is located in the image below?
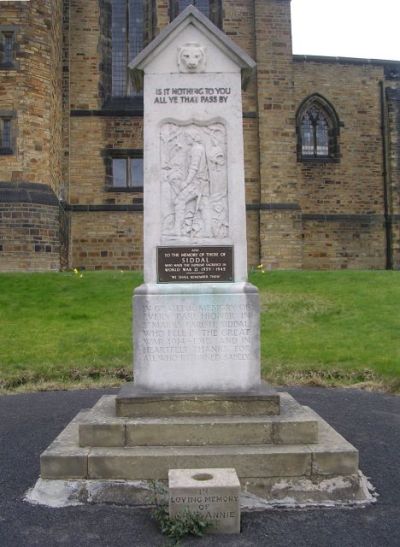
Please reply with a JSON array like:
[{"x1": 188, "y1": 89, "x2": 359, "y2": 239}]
[{"x1": 0, "y1": 0, "x2": 399, "y2": 271}]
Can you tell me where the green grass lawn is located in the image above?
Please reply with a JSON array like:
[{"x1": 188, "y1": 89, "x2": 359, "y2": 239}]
[{"x1": 0, "y1": 270, "x2": 399, "y2": 393}]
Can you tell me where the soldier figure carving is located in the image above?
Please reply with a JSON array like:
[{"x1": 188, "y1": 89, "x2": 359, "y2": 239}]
[
  {"x1": 161, "y1": 122, "x2": 229, "y2": 240},
  {"x1": 173, "y1": 129, "x2": 212, "y2": 237}
]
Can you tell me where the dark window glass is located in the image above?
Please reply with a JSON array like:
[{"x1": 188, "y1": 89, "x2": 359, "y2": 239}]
[
  {"x1": 2, "y1": 119, "x2": 11, "y2": 148},
  {"x1": 170, "y1": 0, "x2": 221, "y2": 26},
  {"x1": 112, "y1": 0, "x2": 144, "y2": 97},
  {"x1": 128, "y1": 0, "x2": 144, "y2": 60},
  {"x1": 1, "y1": 31, "x2": 15, "y2": 66},
  {"x1": 3, "y1": 33, "x2": 13, "y2": 64},
  {"x1": 130, "y1": 158, "x2": 143, "y2": 188},
  {"x1": 112, "y1": 1, "x2": 128, "y2": 96},
  {"x1": 0, "y1": 118, "x2": 12, "y2": 153},
  {"x1": 193, "y1": 0, "x2": 210, "y2": 18},
  {"x1": 301, "y1": 113, "x2": 314, "y2": 156},
  {"x1": 177, "y1": 0, "x2": 210, "y2": 18},
  {"x1": 301, "y1": 106, "x2": 330, "y2": 158},
  {"x1": 316, "y1": 117, "x2": 329, "y2": 156},
  {"x1": 111, "y1": 156, "x2": 143, "y2": 189},
  {"x1": 112, "y1": 158, "x2": 128, "y2": 187}
]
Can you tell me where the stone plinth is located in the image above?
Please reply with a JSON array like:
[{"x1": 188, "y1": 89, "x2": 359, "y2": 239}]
[
  {"x1": 169, "y1": 468, "x2": 241, "y2": 534},
  {"x1": 133, "y1": 283, "x2": 261, "y2": 392},
  {"x1": 36, "y1": 391, "x2": 373, "y2": 507},
  {"x1": 116, "y1": 382, "x2": 279, "y2": 418}
]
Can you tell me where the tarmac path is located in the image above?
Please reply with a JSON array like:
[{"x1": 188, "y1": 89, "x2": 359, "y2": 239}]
[{"x1": 0, "y1": 386, "x2": 399, "y2": 546}]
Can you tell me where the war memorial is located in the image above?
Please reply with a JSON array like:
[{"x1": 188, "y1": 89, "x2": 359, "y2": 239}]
[{"x1": 30, "y1": 7, "x2": 374, "y2": 529}]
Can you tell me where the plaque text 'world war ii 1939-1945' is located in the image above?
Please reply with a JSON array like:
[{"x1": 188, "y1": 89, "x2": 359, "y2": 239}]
[{"x1": 157, "y1": 246, "x2": 233, "y2": 283}]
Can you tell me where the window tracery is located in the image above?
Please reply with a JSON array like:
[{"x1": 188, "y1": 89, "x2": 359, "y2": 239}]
[
  {"x1": 112, "y1": 0, "x2": 145, "y2": 96},
  {"x1": 297, "y1": 95, "x2": 341, "y2": 162}
]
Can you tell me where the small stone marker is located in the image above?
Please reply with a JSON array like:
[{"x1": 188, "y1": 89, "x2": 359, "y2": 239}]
[{"x1": 168, "y1": 468, "x2": 241, "y2": 534}]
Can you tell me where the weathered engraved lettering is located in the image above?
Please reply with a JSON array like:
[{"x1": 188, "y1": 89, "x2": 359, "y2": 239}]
[
  {"x1": 161, "y1": 122, "x2": 228, "y2": 241},
  {"x1": 140, "y1": 302, "x2": 252, "y2": 364},
  {"x1": 153, "y1": 87, "x2": 231, "y2": 105},
  {"x1": 169, "y1": 469, "x2": 240, "y2": 534}
]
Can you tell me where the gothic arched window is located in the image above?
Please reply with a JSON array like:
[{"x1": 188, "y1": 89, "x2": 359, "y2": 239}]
[
  {"x1": 297, "y1": 95, "x2": 341, "y2": 162},
  {"x1": 170, "y1": 0, "x2": 222, "y2": 28}
]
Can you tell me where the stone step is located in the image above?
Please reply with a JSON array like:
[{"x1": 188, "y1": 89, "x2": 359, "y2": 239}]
[
  {"x1": 40, "y1": 402, "x2": 358, "y2": 482},
  {"x1": 78, "y1": 392, "x2": 318, "y2": 448},
  {"x1": 116, "y1": 382, "x2": 280, "y2": 417}
]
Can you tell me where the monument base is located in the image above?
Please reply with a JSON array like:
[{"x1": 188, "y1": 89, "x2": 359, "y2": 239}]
[
  {"x1": 133, "y1": 282, "x2": 260, "y2": 392},
  {"x1": 116, "y1": 382, "x2": 280, "y2": 417},
  {"x1": 33, "y1": 390, "x2": 375, "y2": 508}
]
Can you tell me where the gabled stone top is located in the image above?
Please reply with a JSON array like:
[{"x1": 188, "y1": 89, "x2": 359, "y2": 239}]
[{"x1": 129, "y1": 5, "x2": 256, "y2": 89}]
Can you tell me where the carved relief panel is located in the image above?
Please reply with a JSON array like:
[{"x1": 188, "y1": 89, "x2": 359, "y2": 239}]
[{"x1": 160, "y1": 121, "x2": 229, "y2": 242}]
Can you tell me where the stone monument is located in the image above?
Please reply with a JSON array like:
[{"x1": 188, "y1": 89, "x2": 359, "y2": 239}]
[
  {"x1": 33, "y1": 7, "x2": 373, "y2": 510},
  {"x1": 128, "y1": 5, "x2": 259, "y2": 394}
]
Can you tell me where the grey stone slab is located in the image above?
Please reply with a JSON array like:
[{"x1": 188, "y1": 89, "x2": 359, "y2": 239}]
[
  {"x1": 80, "y1": 395, "x2": 117, "y2": 418},
  {"x1": 27, "y1": 471, "x2": 375, "y2": 509},
  {"x1": 305, "y1": 408, "x2": 359, "y2": 476},
  {"x1": 240, "y1": 472, "x2": 374, "y2": 505},
  {"x1": 126, "y1": 417, "x2": 273, "y2": 446},
  {"x1": 78, "y1": 396, "x2": 126, "y2": 447},
  {"x1": 271, "y1": 393, "x2": 318, "y2": 444},
  {"x1": 79, "y1": 423, "x2": 125, "y2": 448},
  {"x1": 272, "y1": 420, "x2": 318, "y2": 445},
  {"x1": 116, "y1": 382, "x2": 280, "y2": 418},
  {"x1": 40, "y1": 412, "x2": 89, "y2": 479},
  {"x1": 125, "y1": 394, "x2": 317, "y2": 446},
  {"x1": 88, "y1": 444, "x2": 312, "y2": 481},
  {"x1": 74, "y1": 392, "x2": 318, "y2": 447}
]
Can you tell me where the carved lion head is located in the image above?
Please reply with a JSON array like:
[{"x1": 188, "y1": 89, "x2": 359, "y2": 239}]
[{"x1": 177, "y1": 43, "x2": 206, "y2": 73}]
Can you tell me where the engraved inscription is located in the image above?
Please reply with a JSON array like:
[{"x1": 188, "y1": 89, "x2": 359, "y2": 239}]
[
  {"x1": 161, "y1": 121, "x2": 228, "y2": 241},
  {"x1": 141, "y1": 302, "x2": 252, "y2": 364},
  {"x1": 170, "y1": 488, "x2": 239, "y2": 522},
  {"x1": 154, "y1": 87, "x2": 231, "y2": 104}
]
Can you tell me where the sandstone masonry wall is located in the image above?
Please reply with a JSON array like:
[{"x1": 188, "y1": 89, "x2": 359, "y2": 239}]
[
  {"x1": 0, "y1": 0, "x2": 63, "y2": 271},
  {"x1": 293, "y1": 59, "x2": 387, "y2": 269},
  {"x1": 0, "y1": 183, "x2": 60, "y2": 271},
  {"x1": 254, "y1": 0, "x2": 302, "y2": 270}
]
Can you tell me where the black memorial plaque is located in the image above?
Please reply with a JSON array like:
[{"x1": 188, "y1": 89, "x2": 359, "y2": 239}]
[{"x1": 157, "y1": 246, "x2": 234, "y2": 283}]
